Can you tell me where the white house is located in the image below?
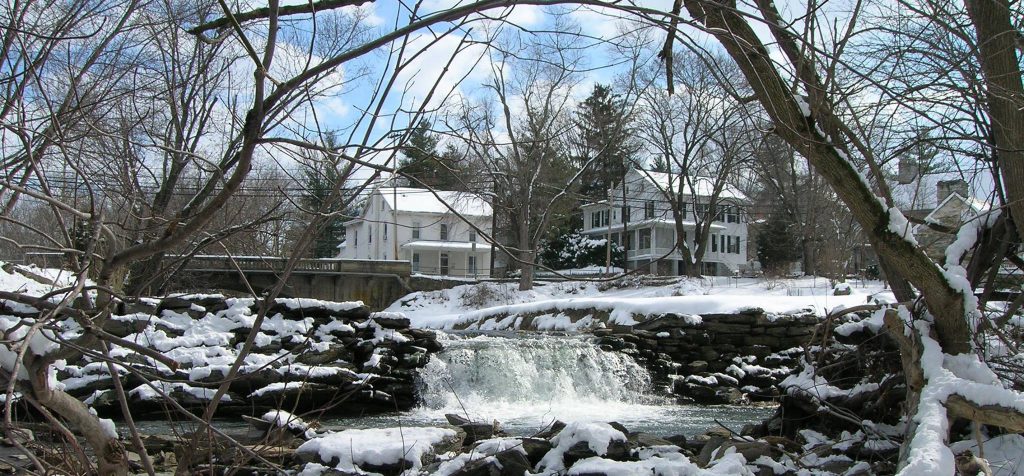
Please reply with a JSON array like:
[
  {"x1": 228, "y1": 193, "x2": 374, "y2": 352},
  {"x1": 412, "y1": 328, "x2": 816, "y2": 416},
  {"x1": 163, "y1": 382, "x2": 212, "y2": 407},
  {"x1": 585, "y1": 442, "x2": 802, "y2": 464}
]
[
  {"x1": 580, "y1": 168, "x2": 749, "y2": 276},
  {"x1": 911, "y1": 179, "x2": 990, "y2": 261},
  {"x1": 338, "y1": 187, "x2": 492, "y2": 278}
]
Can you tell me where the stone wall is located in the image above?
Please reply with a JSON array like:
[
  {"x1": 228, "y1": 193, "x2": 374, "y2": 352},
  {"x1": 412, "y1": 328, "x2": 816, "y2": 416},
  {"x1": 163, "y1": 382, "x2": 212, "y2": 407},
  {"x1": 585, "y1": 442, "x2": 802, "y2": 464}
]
[
  {"x1": 56, "y1": 295, "x2": 441, "y2": 419},
  {"x1": 596, "y1": 309, "x2": 818, "y2": 404}
]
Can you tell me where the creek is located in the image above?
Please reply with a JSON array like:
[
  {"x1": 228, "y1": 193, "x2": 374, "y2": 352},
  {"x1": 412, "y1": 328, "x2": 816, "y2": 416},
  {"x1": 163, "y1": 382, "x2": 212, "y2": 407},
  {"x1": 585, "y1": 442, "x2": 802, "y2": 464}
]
[{"x1": 333, "y1": 333, "x2": 773, "y2": 437}]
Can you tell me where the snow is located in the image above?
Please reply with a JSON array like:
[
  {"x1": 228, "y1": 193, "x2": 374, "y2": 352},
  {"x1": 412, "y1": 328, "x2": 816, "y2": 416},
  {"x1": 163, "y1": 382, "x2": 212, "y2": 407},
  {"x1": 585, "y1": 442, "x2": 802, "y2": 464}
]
[
  {"x1": 887, "y1": 206, "x2": 919, "y2": 246},
  {"x1": 834, "y1": 308, "x2": 887, "y2": 337},
  {"x1": 779, "y1": 364, "x2": 879, "y2": 401},
  {"x1": 951, "y1": 434, "x2": 1024, "y2": 476},
  {"x1": 129, "y1": 381, "x2": 226, "y2": 402},
  {"x1": 635, "y1": 171, "x2": 749, "y2": 201},
  {"x1": 261, "y1": 410, "x2": 315, "y2": 438},
  {"x1": 390, "y1": 277, "x2": 885, "y2": 330},
  {"x1": 278, "y1": 298, "x2": 364, "y2": 312},
  {"x1": 567, "y1": 453, "x2": 751, "y2": 475},
  {"x1": 377, "y1": 187, "x2": 491, "y2": 217},
  {"x1": 297, "y1": 426, "x2": 457, "y2": 473},
  {"x1": 539, "y1": 421, "x2": 627, "y2": 472},
  {"x1": 899, "y1": 311, "x2": 1024, "y2": 476}
]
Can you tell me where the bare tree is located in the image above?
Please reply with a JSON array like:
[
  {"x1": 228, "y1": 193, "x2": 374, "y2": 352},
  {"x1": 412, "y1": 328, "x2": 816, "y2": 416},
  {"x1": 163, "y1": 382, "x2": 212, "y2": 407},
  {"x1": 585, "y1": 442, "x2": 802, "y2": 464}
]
[
  {"x1": 460, "y1": 25, "x2": 586, "y2": 290},
  {"x1": 635, "y1": 50, "x2": 755, "y2": 276}
]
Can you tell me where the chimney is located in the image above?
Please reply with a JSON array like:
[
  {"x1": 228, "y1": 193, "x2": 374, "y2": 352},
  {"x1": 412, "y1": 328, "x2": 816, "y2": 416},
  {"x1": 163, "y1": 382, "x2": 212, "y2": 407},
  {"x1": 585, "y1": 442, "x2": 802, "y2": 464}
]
[
  {"x1": 897, "y1": 158, "x2": 919, "y2": 184},
  {"x1": 936, "y1": 179, "x2": 968, "y2": 202}
]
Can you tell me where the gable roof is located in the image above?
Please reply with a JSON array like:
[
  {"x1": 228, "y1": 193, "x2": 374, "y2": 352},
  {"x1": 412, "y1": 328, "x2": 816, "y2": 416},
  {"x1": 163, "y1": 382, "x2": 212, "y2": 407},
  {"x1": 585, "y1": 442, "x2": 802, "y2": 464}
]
[
  {"x1": 377, "y1": 187, "x2": 492, "y2": 217},
  {"x1": 921, "y1": 192, "x2": 990, "y2": 224},
  {"x1": 631, "y1": 170, "x2": 749, "y2": 201}
]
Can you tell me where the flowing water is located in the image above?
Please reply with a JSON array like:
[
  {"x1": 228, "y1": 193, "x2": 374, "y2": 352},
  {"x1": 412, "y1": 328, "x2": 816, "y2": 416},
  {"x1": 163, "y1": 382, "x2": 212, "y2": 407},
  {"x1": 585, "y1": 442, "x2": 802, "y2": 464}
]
[{"x1": 333, "y1": 333, "x2": 773, "y2": 437}]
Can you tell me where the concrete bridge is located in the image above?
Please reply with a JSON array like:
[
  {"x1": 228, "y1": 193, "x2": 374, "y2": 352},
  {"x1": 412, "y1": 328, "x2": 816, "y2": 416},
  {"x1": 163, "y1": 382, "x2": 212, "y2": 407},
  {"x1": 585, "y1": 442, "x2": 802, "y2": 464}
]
[{"x1": 176, "y1": 256, "x2": 413, "y2": 310}]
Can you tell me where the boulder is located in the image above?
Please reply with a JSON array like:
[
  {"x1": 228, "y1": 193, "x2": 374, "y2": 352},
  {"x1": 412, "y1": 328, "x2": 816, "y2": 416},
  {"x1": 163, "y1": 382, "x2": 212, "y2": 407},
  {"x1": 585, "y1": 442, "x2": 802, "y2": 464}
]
[{"x1": 297, "y1": 427, "x2": 464, "y2": 475}]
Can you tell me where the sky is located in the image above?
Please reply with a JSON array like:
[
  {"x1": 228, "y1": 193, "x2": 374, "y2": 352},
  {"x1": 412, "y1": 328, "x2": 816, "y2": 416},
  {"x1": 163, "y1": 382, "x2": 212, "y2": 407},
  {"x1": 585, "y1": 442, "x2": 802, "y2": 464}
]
[{"x1": 254, "y1": 0, "x2": 997, "y2": 205}]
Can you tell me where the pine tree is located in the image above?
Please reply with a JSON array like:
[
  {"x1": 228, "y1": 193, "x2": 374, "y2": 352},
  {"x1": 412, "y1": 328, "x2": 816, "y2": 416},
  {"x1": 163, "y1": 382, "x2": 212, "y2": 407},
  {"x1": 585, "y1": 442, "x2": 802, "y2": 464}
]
[
  {"x1": 574, "y1": 84, "x2": 635, "y2": 200},
  {"x1": 398, "y1": 120, "x2": 463, "y2": 190},
  {"x1": 756, "y1": 207, "x2": 802, "y2": 275},
  {"x1": 300, "y1": 133, "x2": 348, "y2": 258}
]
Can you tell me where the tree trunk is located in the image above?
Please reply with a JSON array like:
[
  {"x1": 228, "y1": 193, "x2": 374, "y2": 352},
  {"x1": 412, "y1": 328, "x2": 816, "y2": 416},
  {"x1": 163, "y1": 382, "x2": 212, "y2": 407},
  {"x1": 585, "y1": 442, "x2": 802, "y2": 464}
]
[
  {"x1": 30, "y1": 361, "x2": 127, "y2": 475},
  {"x1": 518, "y1": 249, "x2": 535, "y2": 291},
  {"x1": 964, "y1": 0, "x2": 1024, "y2": 242},
  {"x1": 681, "y1": 0, "x2": 972, "y2": 355}
]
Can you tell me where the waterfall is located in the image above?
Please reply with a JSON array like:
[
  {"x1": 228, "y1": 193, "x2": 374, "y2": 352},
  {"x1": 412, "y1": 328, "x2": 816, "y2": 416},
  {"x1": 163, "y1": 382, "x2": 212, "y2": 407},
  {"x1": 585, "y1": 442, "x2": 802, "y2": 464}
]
[{"x1": 414, "y1": 334, "x2": 660, "y2": 427}]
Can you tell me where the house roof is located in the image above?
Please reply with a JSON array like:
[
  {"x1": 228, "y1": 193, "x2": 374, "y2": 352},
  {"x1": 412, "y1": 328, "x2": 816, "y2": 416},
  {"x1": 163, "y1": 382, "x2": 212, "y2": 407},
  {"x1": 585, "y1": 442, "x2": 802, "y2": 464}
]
[
  {"x1": 632, "y1": 170, "x2": 749, "y2": 201},
  {"x1": 401, "y1": 240, "x2": 489, "y2": 251},
  {"x1": 377, "y1": 187, "x2": 492, "y2": 217},
  {"x1": 582, "y1": 218, "x2": 726, "y2": 234},
  {"x1": 923, "y1": 192, "x2": 990, "y2": 221}
]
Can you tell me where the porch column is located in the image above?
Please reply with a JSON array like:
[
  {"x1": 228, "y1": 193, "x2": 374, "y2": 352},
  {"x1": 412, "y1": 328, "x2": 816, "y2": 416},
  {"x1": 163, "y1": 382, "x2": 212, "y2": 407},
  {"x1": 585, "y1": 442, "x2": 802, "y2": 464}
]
[{"x1": 650, "y1": 225, "x2": 657, "y2": 274}]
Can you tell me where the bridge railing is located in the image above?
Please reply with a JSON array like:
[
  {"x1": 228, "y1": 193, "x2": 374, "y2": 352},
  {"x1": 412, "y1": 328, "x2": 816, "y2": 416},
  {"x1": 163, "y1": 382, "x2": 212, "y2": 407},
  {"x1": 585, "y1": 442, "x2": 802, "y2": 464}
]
[{"x1": 180, "y1": 255, "x2": 411, "y2": 276}]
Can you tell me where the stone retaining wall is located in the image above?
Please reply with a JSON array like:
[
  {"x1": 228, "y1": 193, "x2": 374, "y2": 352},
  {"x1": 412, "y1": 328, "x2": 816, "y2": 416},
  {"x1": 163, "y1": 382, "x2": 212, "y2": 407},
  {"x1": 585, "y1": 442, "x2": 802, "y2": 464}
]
[
  {"x1": 596, "y1": 309, "x2": 819, "y2": 404},
  {"x1": 55, "y1": 295, "x2": 441, "y2": 419}
]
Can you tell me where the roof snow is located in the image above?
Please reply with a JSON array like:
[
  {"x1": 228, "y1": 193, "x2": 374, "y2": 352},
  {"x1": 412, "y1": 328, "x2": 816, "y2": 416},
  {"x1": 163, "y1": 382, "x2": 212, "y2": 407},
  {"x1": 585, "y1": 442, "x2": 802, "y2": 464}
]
[
  {"x1": 635, "y1": 171, "x2": 748, "y2": 201},
  {"x1": 377, "y1": 187, "x2": 491, "y2": 217}
]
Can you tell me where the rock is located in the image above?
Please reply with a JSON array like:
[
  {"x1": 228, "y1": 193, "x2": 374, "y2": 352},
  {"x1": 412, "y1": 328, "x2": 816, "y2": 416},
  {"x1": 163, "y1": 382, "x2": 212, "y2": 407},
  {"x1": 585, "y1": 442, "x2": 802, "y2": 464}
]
[
  {"x1": 493, "y1": 449, "x2": 532, "y2": 475},
  {"x1": 675, "y1": 383, "x2": 745, "y2": 405},
  {"x1": 520, "y1": 437, "x2": 553, "y2": 465},
  {"x1": 534, "y1": 421, "x2": 565, "y2": 440},
  {"x1": 446, "y1": 413, "x2": 472, "y2": 426},
  {"x1": 563, "y1": 439, "x2": 629, "y2": 467},
  {"x1": 1, "y1": 428, "x2": 33, "y2": 447},
  {"x1": 686, "y1": 360, "x2": 709, "y2": 373},
  {"x1": 297, "y1": 427, "x2": 464, "y2": 475},
  {"x1": 695, "y1": 435, "x2": 727, "y2": 467},
  {"x1": 713, "y1": 441, "x2": 784, "y2": 466},
  {"x1": 371, "y1": 313, "x2": 411, "y2": 329},
  {"x1": 460, "y1": 423, "x2": 495, "y2": 446},
  {"x1": 634, "y1": 313, "x2": 698, "y2": 332},
  {"x1": 450, "y1": 449, "x2": 531, "y2": 476},
  {"x1": 627, "y1": 432, "x2": 674, "y2": 448}
]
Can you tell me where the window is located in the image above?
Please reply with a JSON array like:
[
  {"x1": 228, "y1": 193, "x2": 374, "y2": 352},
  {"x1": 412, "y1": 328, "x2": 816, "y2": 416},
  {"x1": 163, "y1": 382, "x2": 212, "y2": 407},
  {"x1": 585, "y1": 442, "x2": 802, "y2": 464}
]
[
  {"x1": 468, "y1": 256, "x2": 477, "y2": 275},
  {"x1": 412, "y1": 253, "x2": 420, "y2": 272},
  {"x1": 383, "y1": 224, "x2": 388, "y2": 241},
  {"x1": 368, "y1": 226, "x2": 372, "y2": 243},
  {"x1": 644, "y1": 200, "x2": 655, "y2": 219},
  {"x1": 469, "y1": 231, "x2": 477, "y2": 242},
  {"x1": 440, "y1": 224, "x2": 449, "y2": 241},
  {"x1": 440, "y1": 253, "x2": 449, "y2": 275},
  {"x1": 591, "y1": 210, "x2": 609, "y2": 228},
  {"x1": 695, "y1": 203, "x2": 708, "y2": 218},
  {"x1": 726, "y1": 206, "x2": 739, "y2": 224},
  {"x1": 726, "y1": 236, "x2": 733, "y2": 254},
  {"x1": 623, "y1": 206, "x2": 630, "y2": 221},
  {"x1": 730, "y1": 236, "x2": 741, "y2": 254},
  {"x1": 639, "y1": 229, "x2": 652, "y2": 250},
  {"x1": 721, "y1": 234, "x2": 726, "y2": 252},
  {"x1": 715, "y1": 205, "x2": 725, "y2": 222},
  {"x1": 412, "y1": 222, "x2": 421, "y2": 239},
  {"x1": 711, "y1": 233, "x2": 718, "y2": 252},
  {"x1": 681, "y1": 202, "x2": 687, "y2": 219},
  {"x1": 354, "y1": 230, "x2": 358, "y2": 246}
]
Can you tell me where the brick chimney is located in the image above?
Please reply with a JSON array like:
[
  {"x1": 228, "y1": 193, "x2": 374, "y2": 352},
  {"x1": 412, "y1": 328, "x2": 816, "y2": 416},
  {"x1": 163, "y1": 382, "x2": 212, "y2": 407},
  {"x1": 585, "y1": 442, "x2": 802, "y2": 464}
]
[
  {"x1": 897, "y1": 158, "x2": 919, "y2": 185},
  {"x1": 936, "y1": 179, "x2": 968, "y2": 202}
]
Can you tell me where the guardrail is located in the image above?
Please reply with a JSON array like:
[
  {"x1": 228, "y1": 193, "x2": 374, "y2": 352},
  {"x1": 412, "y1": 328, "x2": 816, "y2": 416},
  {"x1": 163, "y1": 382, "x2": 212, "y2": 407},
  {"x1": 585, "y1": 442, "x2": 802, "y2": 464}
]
[{"x1": 182, "y1": 256, "x2": 411, "y2": 275}]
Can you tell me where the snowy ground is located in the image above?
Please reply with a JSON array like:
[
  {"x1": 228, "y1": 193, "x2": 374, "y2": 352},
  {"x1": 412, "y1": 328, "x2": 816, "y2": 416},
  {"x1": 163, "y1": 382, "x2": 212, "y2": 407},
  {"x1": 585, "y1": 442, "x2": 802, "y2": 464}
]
[{"x1": 387, "y1": 275, "x2": 893, "y2": 329}]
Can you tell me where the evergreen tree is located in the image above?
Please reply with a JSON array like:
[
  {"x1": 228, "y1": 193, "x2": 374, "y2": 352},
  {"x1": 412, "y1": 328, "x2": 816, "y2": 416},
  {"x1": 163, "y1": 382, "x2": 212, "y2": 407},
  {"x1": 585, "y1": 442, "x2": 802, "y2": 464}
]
[
  {"x1": 398, "y1": 120, "x2": 463, "y2": 190},
  {"x1": 541, "y1": 230, "x2": 625, "y2": 270},
  {"x1": 300, "y1": 134, "x2": 349, "y2": 258},
  {"x1": 756, "y1": 207, "x2": 802, "y2": 275},
  {"x1": 574, "y1": 84, "x2": 635, "y2": 200}
]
